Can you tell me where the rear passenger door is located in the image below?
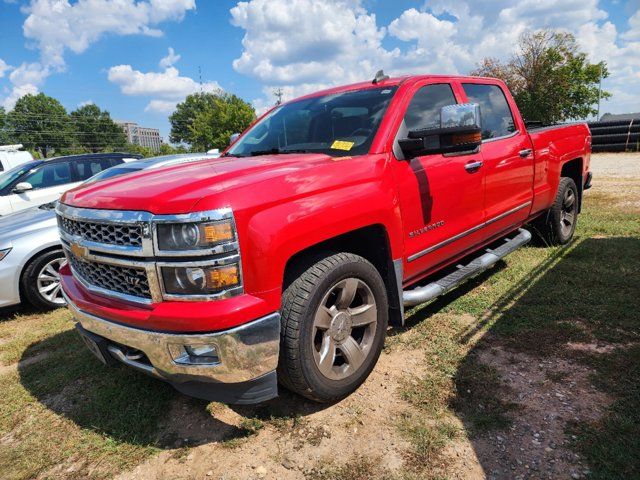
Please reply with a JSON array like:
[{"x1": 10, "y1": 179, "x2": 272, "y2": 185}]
[{"x1": 461, "y1": 81, "x2": 534, "y2": 238}]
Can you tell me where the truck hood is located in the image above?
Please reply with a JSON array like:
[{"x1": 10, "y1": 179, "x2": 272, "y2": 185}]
[
  {"x1": 0, "y1": 204, "x2": 57, "y2": 243},
  {"x1": 61, "y1": 153, "x2": 363, "y2": 214}
]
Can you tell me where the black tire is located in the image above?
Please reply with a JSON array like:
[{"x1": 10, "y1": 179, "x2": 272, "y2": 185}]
[
  {"x1": 20, "y1": 249, "x2": 67, "y2": 310},
  {"x1": 278, "y1": 252, "x2": 388, "y2": 403},
  {"x1": 534, "y1": 178, "x2": 579, "y2": 245}
]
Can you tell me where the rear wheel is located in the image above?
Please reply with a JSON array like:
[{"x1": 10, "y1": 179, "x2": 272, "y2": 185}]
[
  {"x1": 21, "y1": 249, "x2": 67, "y2": 310},
  {"x1": 535, "y1": 177, "x2": 579, "y2": 245},
  {"x1": 278, "y1": 252, "x2": 388, "y2": 403}
]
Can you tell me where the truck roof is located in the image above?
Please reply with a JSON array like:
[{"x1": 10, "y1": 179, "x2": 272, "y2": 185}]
[{"x1": 291, "y1": 74, "x2": 500, "y2": 103}]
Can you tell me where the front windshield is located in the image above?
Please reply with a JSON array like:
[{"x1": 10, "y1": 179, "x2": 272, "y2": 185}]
[
  {"x1": 0, "y1": 161, "x2": 41, "y2": 191},
  {"x1": 83, "y1": 166, "x2": 143, "y2": 184},
  {"x1": 227, "y1": 86, "x2": 398, "y2": 158}
]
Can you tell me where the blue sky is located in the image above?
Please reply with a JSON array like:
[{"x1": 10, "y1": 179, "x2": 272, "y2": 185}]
[{"x1": 1, "y1": 0, "x2": 639, "y2": 143}]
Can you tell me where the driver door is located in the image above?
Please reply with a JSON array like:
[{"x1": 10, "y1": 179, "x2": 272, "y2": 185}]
[{"x1": 391, "y1": 81, "x2": 487, "y2": 283}]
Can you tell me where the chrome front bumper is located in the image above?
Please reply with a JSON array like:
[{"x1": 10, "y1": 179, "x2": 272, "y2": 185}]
[{"x1": 65, "y1": 294, "x2": 280, "y2": 402}]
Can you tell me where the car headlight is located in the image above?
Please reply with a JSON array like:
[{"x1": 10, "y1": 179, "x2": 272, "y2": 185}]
[
  {"x1": 0, "y1": 248, "x2": 11, "y2": 261},
  {"x1": 161, "y1": 263, "x2": 241, "y2": 295},
  {"x1": 156, "y1": 220, "x2": 234, "y2": 251}
]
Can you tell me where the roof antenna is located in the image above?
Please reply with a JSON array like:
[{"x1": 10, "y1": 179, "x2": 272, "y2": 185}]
[{"x1": 372, "y1": 69, "x2": 389, "y2": 84}]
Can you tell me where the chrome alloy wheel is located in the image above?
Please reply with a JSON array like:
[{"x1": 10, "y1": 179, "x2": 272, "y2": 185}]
[
  {"x1": 36, "y1": 257, "x2": 66, "y2": 305},
  {"x1": 311, "y1": 277, "x2": 378, "y2": 381},
  {"x1": 560, "y1": 187, "x2": 576, "y2": 237}
]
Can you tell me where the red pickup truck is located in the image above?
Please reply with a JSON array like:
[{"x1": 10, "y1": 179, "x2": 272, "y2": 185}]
[{"x1": 57, "y1": 74, "x2": 591, "y2": 404}]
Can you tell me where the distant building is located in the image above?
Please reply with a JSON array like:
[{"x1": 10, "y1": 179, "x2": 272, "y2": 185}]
[
  {"x1": 116, "y1": 121, "x2": 163, "y2": 152},
  {"x1": 599, "y1": 112, "x2": 640, "y2": 122}
]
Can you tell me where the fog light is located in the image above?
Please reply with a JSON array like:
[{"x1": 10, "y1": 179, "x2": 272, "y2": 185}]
[{"x1": 169, "y1": 343, "x2": 220, "y2": 365}]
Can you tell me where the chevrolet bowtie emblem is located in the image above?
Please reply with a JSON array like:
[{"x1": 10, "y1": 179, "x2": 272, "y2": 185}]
[{"x1": 70, "y1": 241, "x2": 89, "y2": 260}]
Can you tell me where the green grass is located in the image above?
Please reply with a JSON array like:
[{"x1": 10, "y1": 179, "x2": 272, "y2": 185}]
[
  {"x1": 390, "y1": 187, "x2": 640, "y2": 477},
  {"x1": 0, "y1": 181, "x2": 637, "y2": 479}
]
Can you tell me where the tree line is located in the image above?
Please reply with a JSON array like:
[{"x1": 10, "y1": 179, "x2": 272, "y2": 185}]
[{"x1": 0, "y1": 91, "x2": 257, "y2": 159}]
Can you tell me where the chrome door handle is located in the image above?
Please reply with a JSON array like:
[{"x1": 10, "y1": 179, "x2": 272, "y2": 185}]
[
  {"x1": 519, "y1": 149, "x2": 532, "y2": 157},
  {"x1": 464, "y1": 161, "x2": 483, "y2": 172}
]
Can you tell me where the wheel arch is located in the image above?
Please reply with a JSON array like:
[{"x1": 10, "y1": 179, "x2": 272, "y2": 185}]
[
  {"x1": 282, "y1": 224, "x2": 404, "y2": 326},
  {"x1": 560, "y1": 157, "x2": 584, "y2": 212}
]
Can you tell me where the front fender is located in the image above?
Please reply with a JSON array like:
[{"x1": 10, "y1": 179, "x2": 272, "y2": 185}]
[{"x1": 240, "y1": 180, "x2": 403, "y2": 297}]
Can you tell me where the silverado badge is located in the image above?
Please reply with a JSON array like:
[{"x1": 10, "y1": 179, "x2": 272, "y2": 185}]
[{"x1": 409, "y1": 220, "x2": 445, "y2": 238}]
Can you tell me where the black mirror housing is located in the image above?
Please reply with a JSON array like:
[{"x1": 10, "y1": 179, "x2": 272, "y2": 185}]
[{"x1": 400, "y1": 125, "x2": 482, "y2": 158}]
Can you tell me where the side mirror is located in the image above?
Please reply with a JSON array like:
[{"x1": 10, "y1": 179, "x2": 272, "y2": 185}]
[
  {"x1": 229, "y1": 133, "x2": 240, "y2": 145},
  {"x1": 399, "y1": 103, "x2": 482, "y2": 158},
  {"x1": 13, "y1": 182, "x2": 33, "y2": 193}
]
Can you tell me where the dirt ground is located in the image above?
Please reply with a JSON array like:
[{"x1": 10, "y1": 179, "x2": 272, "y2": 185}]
[{"x1": 110, "y1": 153, "x2": 638, "y2": 480}]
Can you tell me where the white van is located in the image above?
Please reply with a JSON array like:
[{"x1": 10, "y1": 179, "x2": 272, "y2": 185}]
[{"x1": 0, "y1": 145, "x2": 34, "y2": 173}]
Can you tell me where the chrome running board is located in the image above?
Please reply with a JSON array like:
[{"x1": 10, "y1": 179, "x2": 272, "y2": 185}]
[{"x1": 403, "y1": 228, "x2": 532, "y2": 307}]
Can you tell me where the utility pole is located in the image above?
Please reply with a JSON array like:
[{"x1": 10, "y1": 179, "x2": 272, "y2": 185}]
[
  {"x1": 273, "y1": 88, "x2": 283, "y2": 105},
  {"x1": 596, "y1": 63, "x2": 602, "y2": 121},
  {"x1": 198, "y1": 66, "x2": 204, "y2": 93}
]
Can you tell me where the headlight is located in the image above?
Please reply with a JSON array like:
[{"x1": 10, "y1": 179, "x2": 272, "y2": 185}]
[
  {"x1": 156, "y1": 220, "x2": 234, "y2": 251},
  {"x1": 162, "y1": 263, "x2": 240, "y2": 295},
  {"x1": 0, "y1": 248, "x2": 11, "y2": 261}
]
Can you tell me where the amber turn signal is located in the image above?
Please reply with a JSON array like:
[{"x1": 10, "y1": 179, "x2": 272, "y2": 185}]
[
  {"x1": 206, "y1": 264, "x2": 240, "y2": 290},
  {"x1": 203, "y1": 222, "x2": 234, "y2": 243},
  {"x1": 452, "y1": 131, "x2": 482, "y2": 146}
]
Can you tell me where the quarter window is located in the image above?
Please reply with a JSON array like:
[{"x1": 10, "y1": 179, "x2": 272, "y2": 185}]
[
  {"x1": 462, "y1": 83, "x2": 515, "y2": 139},
  {"x1": 404, "y1": 84, "x2": 457, "y2": 131}
]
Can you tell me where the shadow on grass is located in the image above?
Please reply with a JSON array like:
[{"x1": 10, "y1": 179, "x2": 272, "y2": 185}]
[
  {"x1": 18, "y1": 327, "x2": 327, "y2": 450},
  {"x1": 450, "y1": 236, "x2": 640, "y2": 479}
]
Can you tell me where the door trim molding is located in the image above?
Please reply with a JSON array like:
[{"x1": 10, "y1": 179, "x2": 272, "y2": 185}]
[{"x1": 407, "y1": 201, "x2": 532, "y2": 262}]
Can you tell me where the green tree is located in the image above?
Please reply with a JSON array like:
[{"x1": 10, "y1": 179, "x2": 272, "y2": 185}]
[
  {"x1": 0, "y1": 107, "x2": 9, "y2": 144},
  {"x1": 70, "y1": 103, "x2": 127, "y2": 153},
  {"x1": 170, "y1": 92, "x2": 255, "y2": 150},
  {"x1": 158, "y1": 143, "x2": 188, "y2": 155},
  {"x1": 471, "y1": 30, "x2": 609, "y2": 124},
  {"x1": 7, "y1": 93, "x2": 72, "y2": 157}
]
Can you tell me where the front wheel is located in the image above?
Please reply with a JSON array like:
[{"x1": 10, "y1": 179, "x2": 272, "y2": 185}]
[
  {"x1": 21, "y1": 249, "x2": 67, "y2": 310},
  {"x1": 278, "y1": 252, "x2": 388, "y2": 403}
]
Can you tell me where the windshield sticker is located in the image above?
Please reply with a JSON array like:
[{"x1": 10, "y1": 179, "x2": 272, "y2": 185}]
[
  {"x1": 381, "y1": 89, "x2": 392, "y2": 94},
  {"x1": 331, "y1": 140, "x2": 355, "y2": 151}
]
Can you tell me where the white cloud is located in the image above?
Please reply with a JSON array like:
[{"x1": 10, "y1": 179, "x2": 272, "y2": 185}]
[
  {"x1": 22, "y1": 0, "x2": 196, "y2": 70},
  {"x1": 1, "y1": 0, "x2": 195, "y2": 112},
  {"x1": 0, "y1": 59, "x2": 10, "y2": 78},
  {"x1": 78, "y1": 99, "x2": 94, "y2": 107},
  {"x1": 2, "y1": 83, "x2": 38, "y2": 110},
  {"x1": 108, "y1": 52, "x2": 222, "y2": 114},
  {"x1": 159, "y1": 47, "x2": 181, "y2": 68},
  {"x1": 230, "y1": 0, "x2": 640, "y2": 116},
  {"x1": 108, "y1": 65, "x2": 221, "y2": 98}
]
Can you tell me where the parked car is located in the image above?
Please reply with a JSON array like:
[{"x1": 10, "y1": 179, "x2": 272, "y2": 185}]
[
  {"x1": 0, "y1": 152, "x2": 141, "y2": 216},
  {"x1": 57, "y1": 74, "x2": 591, "y2": 405},
  {"x1": 0, "y1": 144, "x2": 34, "y2": 173},
  {"x1": 0, "y1": 153, "x2": 213, "y2": 310}
]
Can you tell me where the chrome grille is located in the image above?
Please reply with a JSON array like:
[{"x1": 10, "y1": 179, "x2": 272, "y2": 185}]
[
  {"x1": 59, "y1": 216, "x2": 143, "y2": 247},
  {"x1": 68, "y1": 253, "x2": 151, "y2": 300}
]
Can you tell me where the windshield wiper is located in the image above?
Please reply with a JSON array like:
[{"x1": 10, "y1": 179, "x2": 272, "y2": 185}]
[{"x1": 249, "y1": 148, "x2": 312, "y2": 156}]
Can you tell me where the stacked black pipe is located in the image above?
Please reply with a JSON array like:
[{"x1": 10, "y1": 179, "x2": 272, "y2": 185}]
[{"x1": 588, "y1": 119, "x2": 640, "y2": 152}]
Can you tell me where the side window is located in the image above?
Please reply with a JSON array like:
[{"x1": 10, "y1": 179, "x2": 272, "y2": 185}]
[
  {"x1": 462, "y1": 83, "x2": 515, "y2": 139},
  {"x1": 404, "y1": 83, "x2": 457, "y2": 131},
  {"x1": 21, "y1": 163, "x2": 72, "y2": 190},
  {"x1": 77, "y1": 158, "x2": 109, "y2": 181}
]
